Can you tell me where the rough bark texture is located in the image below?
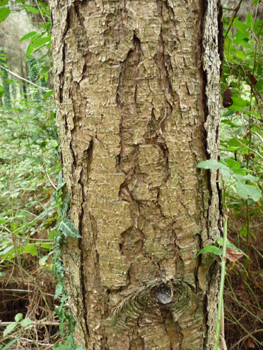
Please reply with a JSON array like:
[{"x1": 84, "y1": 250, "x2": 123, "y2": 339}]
[{"x1": 50, "y1": 0, "x2": 222, "y2": 349}]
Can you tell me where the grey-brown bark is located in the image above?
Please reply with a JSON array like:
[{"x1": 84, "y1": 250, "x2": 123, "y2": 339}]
[{"x1": 50, "y1": 0, "x2": 222, "y2": 349}]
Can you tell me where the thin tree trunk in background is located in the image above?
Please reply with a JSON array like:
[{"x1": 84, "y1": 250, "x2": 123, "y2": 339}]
[{"x1": 50, "y1": 0, "x2": 222, "y2": 349}]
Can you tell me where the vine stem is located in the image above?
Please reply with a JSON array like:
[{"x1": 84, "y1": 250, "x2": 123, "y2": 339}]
[{"x1": 214, "y1": 215, "x2": 228, "y2": 350}]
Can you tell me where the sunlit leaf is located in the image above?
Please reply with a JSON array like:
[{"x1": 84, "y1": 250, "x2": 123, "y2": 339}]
[
  {"x1": 197, "y1": 246, "x2": 222, "y2": 256},
  {"x1": 0, "y1": 7, "x2": 10, "y2": 22},
  {"x1": 58, "y1": 218, "x2": 82, "y2": 238},
  {"x1": 24, "y1": 5, "x2": 39, "y2": 14},
  {"x1": 3, "y1": 322, "x2": 18, "y2": 336},
  {"x1": 21, "y1": 318, "x2": 33, "y2": 327},
  {"x1": 14, "y1": 313, "x2": 23, "y2": 322},
  {"x1": 19, "y1": 31, "x2": 37, "y2": 42},
  {"x1": 197, "y1": 160, "x2": 228, "y2": 170},
  {"x1": 236, "y1": 183, "x2": 261, "y2": 202}
]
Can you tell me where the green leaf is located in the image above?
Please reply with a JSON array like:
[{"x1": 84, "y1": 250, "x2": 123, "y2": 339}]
[
  {"x1": 24, "y1": 5, "x2": 39, "y2": 14},
  {"x1": 231, "y1": 96, "x2": 249, "y2": 107},
  {"x1": 233, "y1": 19, "x2": 248, "y2": 34},
  {"x1": 224, "y1": 158, "x2": 240, "y2": 169},
  {"x1": 239, "y1": 229, "x2": 247, "y2": 237},
  {"x1": 1, "y1": 337, "x2": 20, "y2": 350},
  {"x1": 3, "y1": 322, "x2": 18, "y2": 336},
  {"x1": 0, "y1": 85, "x2": 4, "y2": 97},
  {"x1": 58, "y1": 218, "x2": 81, "y2": 238},
  {"x1": 235, "y1": 50, "x2": 246, "y2": 60},
  {"x1": 246, "y1": 12, "x2": 253, "y2": 28},
  {"x1": 0, "y1": 0, "x2": 8, "y2": 6},
  {"x1": 236, "y1": 183, "x2": 261, "y2": 202},
  {"x1": 19, "y1": 31, "x2": 37, "y2": 42},
  {"x1": 53, "y1": 345, "x2": 70, "y2": 350},
  {"x1": 235, "y1": 173, "x2": 259, "y2": 182},
  {"x1": 26, "y1": 42, "x2": 34, "y2": 58},
  {"x1": 197, "y1": 160, "x2": 228, "y2": 170},
  {"x1": 21, "y1": 318, "x2": 33, "y2": 327},
  {"x1": 14, "y1": 313, "x2": 23, "y2": 322},
  {"x1": 217, "y1": 237, "x2": 249, "y2": 259},
  {"x1": 197, "y1": 246, "x2": 222, "y2": 256},
  {"x1": 55, "y1": 281, "x2": 63, "y2": 300},
  {"x1": 44, "y1": 90, "x2": 53, "y2": 99},
  {"x1": 32, "y1": 35, "x2": 51, "y2": 49},
  {"x1": 0, "y1": 7, "x2": 10, "y2": 22},
  {"x1": 23, "y1": 244, "x2": 38, "y2": 256},
  {"x1": 39, "y1": 255, "x2": 49, "y2": 266}
]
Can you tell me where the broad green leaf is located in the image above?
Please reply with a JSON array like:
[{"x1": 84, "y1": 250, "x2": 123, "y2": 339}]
[
  {"x1": 54, "y1": 345, "x2": 70, "y2": 350},
  {"x1": 256, "y1": 80, "x2": 263, "y2": 91},
  {"x1": 220, "y1": 168, "x2": 232, "y2": 178},
  {"x1": 233, "y1": 19, "x2": 248, "y2": 34},
  {"x1": 1, "y1": 337, "x2": 20, "y2": 350},
  {"x1": 236, "y1": 183, "x2": 261, "y2": 202},
  {"x1": 197, "y1": 246, "x2": 222, "y2": 256},
  {"x1": 227, "y1": 104, "x2": 242, "y2": 112},
  {"x1": 0, "y1": 0, "x2": 8, "y2": 6},
  {"x1": 234, "y1": 32, "x2": 249, "y2": 47},
  {"x1": 24, "y1": 5, "x2": 39, "y2": 13},
  {"x1": 39, "y1": 255, "x2": 49, "y2": 266},
  {"x1": 44, "y1": 90, "x2": 53, "y2": 99},
  {"x1": 21, "y1": 318, "x2": 33, "y2": 327},
  {"x1": 55, "y1": 281, "x2": 63, "y2": 300},
  {"x1": 231, "y1": 96, "x2": 249, "y2": 107},
  {"x1": 32, "y1": 35, "x2": 51, "y2": 49},
  {"x1": 15, "y1": 313, "x2": 23, "y2": 322},
  {"x1": 23, "y1": 244, "x2": 38, "y2": 256},
  {"x1": 239, "y1": 229, "x2": 247, "y2": 237},
  {"x1": 40, "y1": 66, "x2": 50, "y2": 74},
  {"x1": 58, "y1": 218, "x2": 82, "y2": 238},
  {"x1": 235, "y1": 50, "x2": 246, "y2": 60},
  {"x1": 197, "y1": 160, "x2": 228, "y2": 170},
  {"x1": 0, "y1": 85, "x2": 4, "y2": 97},
  {"x1": 232, "y1": 169, "x2": 246, "y2": 175},
  {"x1": 217, "y1": 238, "x2": 249, "y2": 259},
  {"x1": 19, "y1": 31, "x2": 37, "y2": 42},
  {"x1": 0, "y1": 245, "x2": 14, "y2": 256},
  {"x1": 0, "y1": 7, "x2": 10, "y2": 22},
  {"x1": 246, "y1": 12, "x2": 253, "y2": 28},
  {"x1": 3, "y1": 322, "x2": 18, "y2": 336},
  {"x1": 235, "y1": 173, "x2": 259, "y2": 182},
  {"x1": 26, "y1": 42, "x2": 34, "y2": 57},
  {"x1": 224, "y1": 158, "x2": 240, "y2": 169}
]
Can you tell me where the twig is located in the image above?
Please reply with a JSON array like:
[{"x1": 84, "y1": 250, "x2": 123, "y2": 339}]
[
  {"x1": 0, "y1": 289, "x2": 55, "y2": 297},
  {"x1": 0, "y1": 64, "x2": 49, "y2": 92},
  {"x1": 33, "y1": 0, "x2": 46, "y2": 27},
  {"x1": 46, "y1": 167, "x2": 57, "y2": 190},
  {"x1": 225, "y1": 0, "x2": 244, "y2": 38},
  {"x1": 0, "y1": 321, "x2": 59, "y2": 326},
  {"x1": 230, "y1": 329, "x2": 263, "y2": 350}
]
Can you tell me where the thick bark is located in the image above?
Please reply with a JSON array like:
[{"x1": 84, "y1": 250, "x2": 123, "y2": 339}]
[{"x1": 50, "y1": 0, "x2": 222, "y2": 349}]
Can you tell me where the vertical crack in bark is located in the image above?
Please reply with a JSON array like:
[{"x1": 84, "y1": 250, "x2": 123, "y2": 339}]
[{"x1": 78, "y1": 138, "x2": 94, "y2": 341}]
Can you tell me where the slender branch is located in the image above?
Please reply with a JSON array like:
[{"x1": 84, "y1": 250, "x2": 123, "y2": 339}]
[
  {"x1": 0, "y1": 321, "x2": 59, "y2": 326},
  {"x1": 0, "y1": 65, "x2": 49, "y2": 92},
  {"x1": 225, "y1": 0, "x2": 244, "y2": 37},
  {"x1": 33, "y1": 0, "x2": 46, "y2": 27}
]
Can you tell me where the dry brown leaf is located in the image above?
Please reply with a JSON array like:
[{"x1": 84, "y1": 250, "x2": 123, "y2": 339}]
[{"x1": 225, "y1": 248, "x2": 244, "y2": 262}]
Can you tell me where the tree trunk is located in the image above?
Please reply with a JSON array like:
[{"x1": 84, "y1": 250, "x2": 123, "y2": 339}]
[{"x1": 50, "y1": 0, "x2": 222, "y2": 349}]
